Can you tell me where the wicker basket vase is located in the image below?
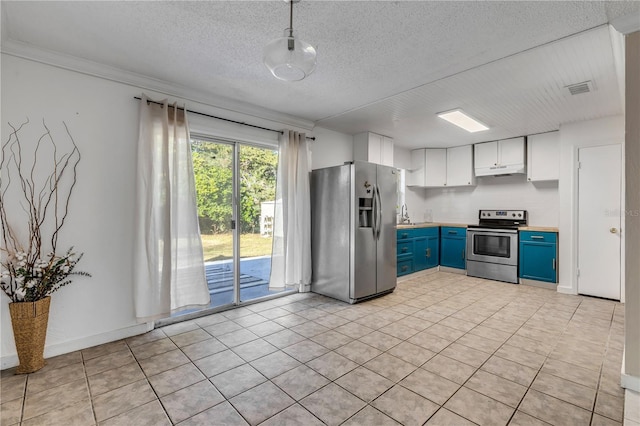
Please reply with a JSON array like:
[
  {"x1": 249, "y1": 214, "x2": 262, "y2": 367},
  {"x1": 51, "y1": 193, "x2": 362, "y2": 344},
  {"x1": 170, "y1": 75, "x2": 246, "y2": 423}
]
[{"x1": 9, "y1": 296, "x2": 51, "y2": 374}]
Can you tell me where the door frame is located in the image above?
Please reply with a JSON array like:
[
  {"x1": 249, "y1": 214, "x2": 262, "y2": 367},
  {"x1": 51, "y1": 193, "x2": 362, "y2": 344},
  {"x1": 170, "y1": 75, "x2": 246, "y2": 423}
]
[
  {"x1": 155, "y1": 134, "x2": 296, "y2": 327},
  {"x1": 573, "y1": 143, "x2": 625, "y2": 302}
]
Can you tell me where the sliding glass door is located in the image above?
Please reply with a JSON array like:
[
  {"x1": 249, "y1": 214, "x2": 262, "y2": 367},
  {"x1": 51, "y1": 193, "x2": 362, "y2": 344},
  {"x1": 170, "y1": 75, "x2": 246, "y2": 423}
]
[
  {"x1": 191, "y1": 139, "x2": 236, "y2": 308},
  {"x1": 238, "y1": 144, "x2": 280, "y2": 303},
  {"x1": 188, "y1": 137, "x2": 292, "y2": 312}
]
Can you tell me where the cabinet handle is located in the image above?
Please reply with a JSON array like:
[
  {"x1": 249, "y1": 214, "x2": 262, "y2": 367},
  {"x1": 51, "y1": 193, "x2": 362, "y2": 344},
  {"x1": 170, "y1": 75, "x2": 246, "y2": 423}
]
[
  {"x1": 461, "y1": 249, "x2": 465, "y2": 259},
  {"x1": 402, "y1": 265, "x2": 408, "y2": 272},
  {"x1": 426, "y1": 248, "x2": 431, "y2": 258},
  {"x1": 401, "y1": 247, "x2": 408, "y2": 253},
  {"x1": 402, "y1": 233, "x2": 408, "y2": 238},
  {"x1": 552, "y1": 259, "x2": 556, "y2": 270},
  {"x1": 531, "y1": 236, "x2": 544, "y2": 240},
  {"x1": 448, "y1": 230, "x2": 457, "y2": 234}
]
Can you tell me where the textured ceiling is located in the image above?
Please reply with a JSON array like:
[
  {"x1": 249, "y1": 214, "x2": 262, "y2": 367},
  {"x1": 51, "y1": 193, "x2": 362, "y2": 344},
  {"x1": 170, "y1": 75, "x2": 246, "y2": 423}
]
[{"x1": 1, "y1": 1, "x2": 639, "y2": 148}]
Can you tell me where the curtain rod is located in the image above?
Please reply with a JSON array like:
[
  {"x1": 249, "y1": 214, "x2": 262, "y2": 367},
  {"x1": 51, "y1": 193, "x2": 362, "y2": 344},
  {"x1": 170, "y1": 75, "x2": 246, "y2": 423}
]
[{"x1": 133, "y1": 97, "x2": 315, "y2": 141}]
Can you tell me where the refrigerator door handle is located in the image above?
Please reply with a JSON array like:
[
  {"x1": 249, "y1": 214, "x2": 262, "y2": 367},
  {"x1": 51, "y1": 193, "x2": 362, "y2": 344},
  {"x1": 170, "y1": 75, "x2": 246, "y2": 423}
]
[
  {"x1": 375, "y1": 185, "x2": 382, "y2": 240},
  {"x1": 372, "y1": 185, "x2": 378, "y2": 240}
]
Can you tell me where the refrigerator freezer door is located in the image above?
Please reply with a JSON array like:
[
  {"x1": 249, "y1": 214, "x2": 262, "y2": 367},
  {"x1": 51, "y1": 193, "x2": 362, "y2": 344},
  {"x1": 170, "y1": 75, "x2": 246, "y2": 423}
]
[
  {"x1": 353, "y1": 162, "x2": 378, "y2": 300},
  {"x1": 310, "y1": 165, "x2": 351, "y2": 303},
  {"x1": 376, "y1": 164, "x2": 398, "y2": 294}
]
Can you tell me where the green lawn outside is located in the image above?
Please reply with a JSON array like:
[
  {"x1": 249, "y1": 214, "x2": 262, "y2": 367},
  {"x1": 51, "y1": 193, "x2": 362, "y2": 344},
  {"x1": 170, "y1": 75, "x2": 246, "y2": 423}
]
[{"x1": 201, "y1": 233, "x2": 273, "y2": 262}]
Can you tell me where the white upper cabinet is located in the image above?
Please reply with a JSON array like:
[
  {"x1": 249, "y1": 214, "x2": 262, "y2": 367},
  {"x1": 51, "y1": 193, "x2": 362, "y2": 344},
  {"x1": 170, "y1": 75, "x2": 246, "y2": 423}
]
[
  {"x1": 408, "y1": 146, "x2": 474, "y2": 187},
  {"x1": 425, "y1": 149, "x2": 447, "y2": 187},
  {"x1": 474, "y1": 137, "x2": 526, "y2": 176},
  {"x1": 446, "y1": 145, "x2": 475, "y2": 187},
  {"x1": 499, "y1": 137, "x2": 526, "y2": 168},
  {"x1": 474, "y1": 141, "x2": 498, "y2": 170},
  {"x1": 407, "y1": 148, "x2": 446, "y2": 187},
  {"x1": 407, "y1": 148, "x2": 426, "y2": 186},
  {"x1": 527, "y1": 132, "x2": 559, "y2": 181},
  {"x1": 353, "y1": 132, "x2": 394, "y2": 167}
]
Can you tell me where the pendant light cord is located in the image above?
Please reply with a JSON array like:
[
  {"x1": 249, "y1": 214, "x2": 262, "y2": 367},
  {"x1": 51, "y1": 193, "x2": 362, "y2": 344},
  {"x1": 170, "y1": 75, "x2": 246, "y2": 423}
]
[{"x1": 289, "y1": 0, "x2": 294, "y2": 37}]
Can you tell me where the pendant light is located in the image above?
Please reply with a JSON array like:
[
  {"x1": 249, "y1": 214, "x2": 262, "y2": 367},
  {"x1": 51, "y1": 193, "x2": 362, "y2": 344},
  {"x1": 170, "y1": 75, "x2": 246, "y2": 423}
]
[{"x1": 263, "y1": 0, "x2": 317, "y2": 81}]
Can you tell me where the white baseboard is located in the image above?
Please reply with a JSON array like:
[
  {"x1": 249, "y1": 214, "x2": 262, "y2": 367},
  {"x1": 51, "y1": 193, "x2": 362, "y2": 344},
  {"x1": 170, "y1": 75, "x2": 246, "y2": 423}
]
[
  {"x1": 1, "y1": 322, "x2": 153, "y2": 370},
  {"x1": 622, "y1": 373, "x2": 640, "y2": 393},
  {"x1": 556, "y1": 285, "x2": 576, "y2": 295}
]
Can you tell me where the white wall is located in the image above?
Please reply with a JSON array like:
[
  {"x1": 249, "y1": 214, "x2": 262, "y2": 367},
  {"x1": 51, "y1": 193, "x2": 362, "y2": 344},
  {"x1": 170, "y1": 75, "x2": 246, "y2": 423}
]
[
  {"x1": 0, "y1": 54, "x2": 354, "y2": 368},
  {"x1": 422, "y1": 176, "x2": 559, "y2": 226},
  {"x1": 1, "y1": 55, "x2": 148, "y2": 367},
  {"x1": 557, "y1": 115, "x2": 625, "y2": 295},
  {"x1": 394, "y1": 145, "x2": 427, "y2": 221}
]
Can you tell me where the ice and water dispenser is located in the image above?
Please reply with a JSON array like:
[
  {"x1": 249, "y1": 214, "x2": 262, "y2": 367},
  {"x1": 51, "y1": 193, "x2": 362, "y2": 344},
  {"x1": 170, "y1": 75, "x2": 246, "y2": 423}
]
[{"x1": 359, "y1": 197, "x2": 373, "y2": 228}]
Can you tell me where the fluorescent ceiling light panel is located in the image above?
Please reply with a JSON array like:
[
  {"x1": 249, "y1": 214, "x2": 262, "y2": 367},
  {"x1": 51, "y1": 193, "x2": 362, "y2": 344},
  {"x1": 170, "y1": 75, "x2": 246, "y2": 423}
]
[{"x1": 437, "y1": 109, "x2": 489, "y2": 133}]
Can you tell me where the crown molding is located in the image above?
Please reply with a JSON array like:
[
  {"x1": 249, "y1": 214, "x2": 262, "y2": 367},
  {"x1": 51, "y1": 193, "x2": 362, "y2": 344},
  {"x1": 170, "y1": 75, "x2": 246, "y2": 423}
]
[
  {"x1": 0, "y1": 39, "x2": 315, "y2": 131},
  {"x1": 611, "y1": 14, "x2": 640, "y2": 35}
]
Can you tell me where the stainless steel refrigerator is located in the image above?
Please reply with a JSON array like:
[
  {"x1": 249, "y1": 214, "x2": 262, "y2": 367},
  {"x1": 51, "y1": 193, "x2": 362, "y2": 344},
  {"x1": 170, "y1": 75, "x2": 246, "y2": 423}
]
[{"x1": 311, "y1": 161, "x2": 397, "y2": 304}]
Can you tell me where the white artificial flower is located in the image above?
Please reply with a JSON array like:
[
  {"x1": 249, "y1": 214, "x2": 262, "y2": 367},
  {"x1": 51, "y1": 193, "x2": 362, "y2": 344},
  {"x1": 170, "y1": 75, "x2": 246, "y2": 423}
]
[{"x1": 14, "y1": 287, "x2": 26, "y2": 301}]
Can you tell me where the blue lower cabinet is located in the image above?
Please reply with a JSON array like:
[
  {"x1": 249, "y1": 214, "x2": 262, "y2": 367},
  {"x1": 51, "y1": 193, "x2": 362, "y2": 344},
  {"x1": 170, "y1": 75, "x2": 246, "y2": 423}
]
[
  {"x1": 440, "y1": 227, "x2": 466, "y2": 269},
  {"x1": 397, "y1": 227, "x2": 439, "y2": 276},
  {"x1": 519, "y1": 231, "x2": 557, "y2": 283},
  {"x1": 413, "y1": 237, "x2": 428, "y2": 271},
  {"x1": 397, "y1": 257, "x2": 413, "y2": 276},
  {"x1": 426, "y1": 236, "x2": 439, "y2": 269}
]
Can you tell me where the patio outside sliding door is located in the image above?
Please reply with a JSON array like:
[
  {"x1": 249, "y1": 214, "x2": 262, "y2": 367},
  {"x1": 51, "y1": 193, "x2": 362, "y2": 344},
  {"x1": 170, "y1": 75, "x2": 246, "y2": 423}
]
[
  {"x1": 238, "y1": 144, "x2": 290, "y2": 302},
  {"x1": 189, "y1": 137, "x2": 292, "y2": 311},
  {"x1": 191, "y1": 138, "x2": 237, "y2": 309}
]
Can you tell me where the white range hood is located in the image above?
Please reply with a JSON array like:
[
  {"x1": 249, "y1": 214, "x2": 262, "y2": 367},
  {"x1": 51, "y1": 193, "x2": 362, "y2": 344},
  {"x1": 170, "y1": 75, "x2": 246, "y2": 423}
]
[{"x1": 474, "y1": 137, "x2": 526, "y2": 177}]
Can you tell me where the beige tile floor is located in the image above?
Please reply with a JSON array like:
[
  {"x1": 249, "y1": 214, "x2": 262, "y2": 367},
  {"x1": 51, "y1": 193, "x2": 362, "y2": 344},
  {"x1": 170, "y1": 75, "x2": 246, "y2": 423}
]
[{"x1": 0, "y1": 272, "x2": 626, "y2": 426}]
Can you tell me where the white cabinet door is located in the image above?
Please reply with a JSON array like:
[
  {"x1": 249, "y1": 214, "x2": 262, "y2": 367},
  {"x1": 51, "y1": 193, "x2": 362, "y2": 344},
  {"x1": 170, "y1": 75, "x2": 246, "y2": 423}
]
[
  {"x1": 425, "y1": 149, "x2": 447, "y2": 187},
  {"x1": 407, "y1": 149, "x2": 425, "y2": 186},
  {"x1": 446, "y1": 145, "x2": 475, "y2": 186},
  {"x1": 499, "y1": 137, "x2": 525, "y2": 167},
  {"x1": 381, "y1": 136, "x2": 394, "y2": 167},
  {"x1": 527, "y1": 132, "x2": 559, "y2": 181},
  {"x1": 367, "y1": 133, "x2": 382, "y2": 165},
  {"x1": 474, "y1": 141, "x2": 498, "y2": 169},
  {"x1": 353, "y1": 132, "x2": 393, "y2": 165}
]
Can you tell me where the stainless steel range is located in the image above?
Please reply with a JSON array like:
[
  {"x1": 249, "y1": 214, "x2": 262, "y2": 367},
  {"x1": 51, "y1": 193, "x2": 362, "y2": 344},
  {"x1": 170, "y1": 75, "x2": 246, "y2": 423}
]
[{"x1": 466, "y1": 210, "x2": 527, "y2": 284}]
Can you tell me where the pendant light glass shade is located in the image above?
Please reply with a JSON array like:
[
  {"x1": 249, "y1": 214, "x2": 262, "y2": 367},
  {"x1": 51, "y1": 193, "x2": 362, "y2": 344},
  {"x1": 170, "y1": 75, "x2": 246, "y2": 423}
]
[{"x1": 264, "y1": 29, "x2": 317, "y2": 81}]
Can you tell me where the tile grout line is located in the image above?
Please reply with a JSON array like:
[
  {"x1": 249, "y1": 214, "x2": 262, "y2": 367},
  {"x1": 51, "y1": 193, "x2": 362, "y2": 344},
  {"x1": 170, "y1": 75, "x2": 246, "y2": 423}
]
[
  {"x1": 8, "y1": 273, "x2": 624, "y2": 426},
  {"x1": 81, "y1": 350, "x2": 100, "y2": 426}
]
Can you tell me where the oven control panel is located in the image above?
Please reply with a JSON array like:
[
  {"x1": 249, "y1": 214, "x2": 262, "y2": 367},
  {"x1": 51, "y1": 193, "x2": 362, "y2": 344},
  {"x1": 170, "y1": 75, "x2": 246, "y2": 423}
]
[{"x1": 479, "y1": 210, "x2": 527, "y2": 219}]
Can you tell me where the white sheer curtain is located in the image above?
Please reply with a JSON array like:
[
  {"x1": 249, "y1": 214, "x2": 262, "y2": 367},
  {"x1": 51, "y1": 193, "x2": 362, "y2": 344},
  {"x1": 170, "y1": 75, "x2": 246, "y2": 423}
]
[
  {"x1": 269, "y1": 130, "x2": 312, "y2": 291},
  {"x1": 133, "y1": 94, "x2": 210, "y2": 321}
]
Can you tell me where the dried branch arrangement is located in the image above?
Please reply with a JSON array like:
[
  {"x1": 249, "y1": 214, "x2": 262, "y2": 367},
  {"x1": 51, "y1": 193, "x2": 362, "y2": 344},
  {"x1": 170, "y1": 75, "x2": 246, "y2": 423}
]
[{"x1": 0, "y1": 119, "x2": 90, "y2": 302}]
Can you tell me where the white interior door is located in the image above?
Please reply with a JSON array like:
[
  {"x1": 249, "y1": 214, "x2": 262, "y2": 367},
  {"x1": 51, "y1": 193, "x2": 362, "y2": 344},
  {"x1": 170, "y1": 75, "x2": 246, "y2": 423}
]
[{"x1": 577, "y1": 144, "x2": 622, "y2": 300}]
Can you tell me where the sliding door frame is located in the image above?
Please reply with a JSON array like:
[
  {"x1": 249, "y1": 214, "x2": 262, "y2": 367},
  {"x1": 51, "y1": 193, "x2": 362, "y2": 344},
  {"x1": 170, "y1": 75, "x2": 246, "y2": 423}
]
[{"x1": 155, "y1": 134, "x2": 295, "y2": 327}]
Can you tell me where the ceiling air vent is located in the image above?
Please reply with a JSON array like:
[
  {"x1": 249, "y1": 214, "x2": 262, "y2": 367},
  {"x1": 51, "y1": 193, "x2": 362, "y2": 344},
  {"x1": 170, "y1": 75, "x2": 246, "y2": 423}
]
[{"x1": 565, "y1": 81, "x2": 593, "y2": 96}]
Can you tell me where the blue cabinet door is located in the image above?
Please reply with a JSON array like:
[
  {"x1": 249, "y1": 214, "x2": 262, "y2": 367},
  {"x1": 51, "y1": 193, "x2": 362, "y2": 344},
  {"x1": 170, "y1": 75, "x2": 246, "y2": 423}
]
[
  {"x1": 414, "y1": 237, "x2": 428, "y2": 271},
  {"x1": 519, "y1": 241, "x2": 557, "y2": 283},
  {"x1": 397, "y1": 257, "x2": 413, "y2": 276},
  {"x1": 440, "y1": 227, "x2": 466, "y2": 269},
  {"x1": 426, "y1": 236, "x2": 439, "y2": 268},
  {"x1": 441, "y1": 236, "x2": 466, "y2": 269}
]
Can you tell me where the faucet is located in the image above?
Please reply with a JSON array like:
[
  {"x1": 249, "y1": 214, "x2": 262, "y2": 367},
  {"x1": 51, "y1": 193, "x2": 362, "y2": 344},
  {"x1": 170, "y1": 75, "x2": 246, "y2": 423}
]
[{"x1": 401, "y1": 204, "x2": 411, "y2": 224}]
